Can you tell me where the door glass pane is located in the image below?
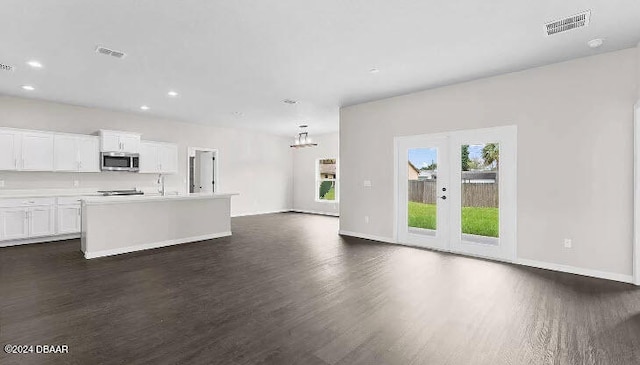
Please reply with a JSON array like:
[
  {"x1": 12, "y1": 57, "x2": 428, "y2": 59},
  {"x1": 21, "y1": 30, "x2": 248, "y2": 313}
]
[
  {"x1": 318, "y1": 159, "x2": 337, "y2": 201},
  {"x1": 408, "y1": 148, "x2": 438, "y2": 235},
  {"x1": 461, "y1": 143, "x2": 499, "y2": 244}
]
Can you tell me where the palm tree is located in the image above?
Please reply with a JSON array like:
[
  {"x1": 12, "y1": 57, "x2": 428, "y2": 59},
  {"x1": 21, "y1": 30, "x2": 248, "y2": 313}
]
[
  {"x1": 482, "y1": 143, "x2": 499, "y2": 170},
  {"x1": 482, "y1": 143, "x2": 499, "y2": 184}
]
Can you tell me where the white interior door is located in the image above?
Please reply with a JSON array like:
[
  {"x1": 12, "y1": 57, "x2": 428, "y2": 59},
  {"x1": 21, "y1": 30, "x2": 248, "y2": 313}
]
[
  {"x1": 397, "y1": 135, "x2": 450, "y2": 250},
  {"x1": 199, "y1": 151, "x2": 214, "y2": 193},
  {"x1": 396, "y1": 126, "x2": 517, "y2": 262}
]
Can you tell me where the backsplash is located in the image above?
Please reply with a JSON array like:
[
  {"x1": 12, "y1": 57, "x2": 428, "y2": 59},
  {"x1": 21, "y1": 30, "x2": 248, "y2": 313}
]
[{"x1": 0, "y1": 171, "x2": 185, "y2": 193}]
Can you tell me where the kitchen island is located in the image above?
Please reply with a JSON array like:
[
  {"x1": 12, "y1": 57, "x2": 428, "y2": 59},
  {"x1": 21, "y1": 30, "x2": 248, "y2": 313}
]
[{"x1": 81, "y1": 193, "x2": 237, "y2": 259}]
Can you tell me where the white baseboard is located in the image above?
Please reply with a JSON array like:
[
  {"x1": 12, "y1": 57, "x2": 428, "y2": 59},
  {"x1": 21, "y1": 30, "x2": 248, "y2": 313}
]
[
  {"x1": 338, "y1": 230, "x2": 634, "y2": 284},
  {"x1": 290, "y1": 209, "x2": 339, "y2": 217},
  {"x1": 338, "y1": 230, "x2": 396, "y2": 244},
  {"x1": 84, "y1": 232, "x2": 232, "y2": 259},
  {"x1": 517, "y1": 259, "x2": 634, "y2": 284},
  {"x1": 231, "y1": 209, "x2": 290, "y2": 218},
  {"x1": 0, "y1": 233, "x2": 80, "y2": 248}
]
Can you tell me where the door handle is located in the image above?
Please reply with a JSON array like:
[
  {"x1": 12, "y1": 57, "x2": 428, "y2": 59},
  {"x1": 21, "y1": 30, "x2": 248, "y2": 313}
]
[{"x1": 439, "y1": 196, "x2": 447, "y2": 200}]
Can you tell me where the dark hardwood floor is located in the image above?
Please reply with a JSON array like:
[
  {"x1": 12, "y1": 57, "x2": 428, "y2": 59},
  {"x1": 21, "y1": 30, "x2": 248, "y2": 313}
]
[{"x1": 1, "y1": 213, "x2": 640, "y2": 365}]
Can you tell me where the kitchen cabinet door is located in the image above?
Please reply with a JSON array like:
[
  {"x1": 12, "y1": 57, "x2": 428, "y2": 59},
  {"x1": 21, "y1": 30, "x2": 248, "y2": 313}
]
[
  {"x1": 77, "y1": 136, "x2": 100, "y2": 172},
  {"x1": 159, "y1": 144, "x2": 178, "y2": 174},
  {"x1": 21, "y1": 132, "x2": 54, "y2": 171},
  {"x1": 1, "y1": 208, "x2": 29, "y2": 240},
  {"x1": 29, "y1": 206, "x2": 55, "y2": 237},
  {"x1": 120, "y1": 134, "x2": 141, "y2": 153},
  {"x1": 57, "y1": 205, "x2": 81, "y2": 234},
  {"x1": 139, "y1": 142, "x2": 159, "y2": 173},
  {"x1": 54, "y1": 134, "x2": 78, "y2": 171},
  {"x1": 0, "y1": 130, "x2": 21, "y2": 171},
  {"x1": 100, "y1": 132, "x2": 121, "y2": 152}
]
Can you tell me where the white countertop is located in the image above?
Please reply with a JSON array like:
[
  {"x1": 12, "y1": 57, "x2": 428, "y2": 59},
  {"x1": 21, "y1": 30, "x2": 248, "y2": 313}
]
[
  {"x1": 81, "y1": 193, "x2": 238, "y2": 205},
  {"x1": 0, "y1": 189, "x2": 104, "y2": 199}
]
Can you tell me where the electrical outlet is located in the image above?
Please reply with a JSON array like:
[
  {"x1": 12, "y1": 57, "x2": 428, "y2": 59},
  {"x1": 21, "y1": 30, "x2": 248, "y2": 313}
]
[
  {"x1": 73, "y1": 180, "x2": 80, "y2": 187},
  {"x1": 364, "y1": 216, "x2": 369, "y2": 224},
  {"x1": 564, "y1": 238, "x2": 572, "y2": 248},
  {"x1": 0, "y1": 180, "x2": 4, "y2": 188}
]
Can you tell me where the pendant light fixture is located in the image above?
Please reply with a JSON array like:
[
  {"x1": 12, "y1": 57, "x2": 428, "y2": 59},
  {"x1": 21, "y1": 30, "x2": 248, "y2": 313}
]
[{"x1": 290, "y1": 125, "x2": 318, "y2": 148}]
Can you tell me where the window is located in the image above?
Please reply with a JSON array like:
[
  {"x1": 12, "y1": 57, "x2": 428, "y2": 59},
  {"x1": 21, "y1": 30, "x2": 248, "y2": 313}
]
[{"x1": 316, "y1": 158, "x2": 338, "y2": 202}]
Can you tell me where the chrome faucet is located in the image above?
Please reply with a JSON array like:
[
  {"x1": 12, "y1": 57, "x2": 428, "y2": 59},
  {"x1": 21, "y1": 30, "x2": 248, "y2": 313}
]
[{"x1": 157, "y1": 174, "x2": 166, "y2": 196}]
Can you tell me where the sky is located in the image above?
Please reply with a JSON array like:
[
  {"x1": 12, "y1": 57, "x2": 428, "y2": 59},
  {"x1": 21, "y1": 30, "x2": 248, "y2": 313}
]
[{"x1": 408, "y1": 144, "x2": 485, "y2": 169}]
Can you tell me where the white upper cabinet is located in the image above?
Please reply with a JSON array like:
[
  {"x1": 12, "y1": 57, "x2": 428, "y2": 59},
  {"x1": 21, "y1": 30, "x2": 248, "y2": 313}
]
[
  {"x1": 139, "y1": 141, "x2": 178, "y2": 174},
  {"x1": 0, "y1": 128, "x2": 174, "y2": 174},
  {"x1": 77, "y1": 136, "x2": 100, "y2": 172},
  {"x1": 0, "y1": 130, "x2": 21, "y2": 170},
  {"x1": 159, "y1": 143, "x2": 178, "y2": 174},
  {"x1": 100, "y1": 132, "x2": 121, "y2": 152},
  {"x1": 54, "y1": 134, "x2": 100, "y2": 172},
  {"x1": 53, "y1": 134, "x2": 78, "y2": 171},
  {"x1": 0, "y1": 128, "x2": 55, "y2": 171},
  {"x1": 21, "y1": 132, "x2": 54, "y2": 171},
  {"x1": 139, "y1": 141, "x2": 159, "y2": 173},
  {"x1": 100, "y1": 130, "x2": 141, "y2": 153}
]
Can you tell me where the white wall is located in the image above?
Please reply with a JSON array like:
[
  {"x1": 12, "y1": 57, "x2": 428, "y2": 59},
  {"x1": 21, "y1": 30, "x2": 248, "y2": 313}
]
[
  {"x1": 340, "y1": 47, "x2": 638, "y2": 277},
  {"x1": 292, "y1": 132, "x2": 340, "y2": 216},
  {"x1": 0, "y1": 96, "x2": 293, "y2": 216}
]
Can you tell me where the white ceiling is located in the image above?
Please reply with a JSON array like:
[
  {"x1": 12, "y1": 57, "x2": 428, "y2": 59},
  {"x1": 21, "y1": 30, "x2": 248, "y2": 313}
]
[{"x1": 1, "y1": 1, "x2": 639, "y2": 136}]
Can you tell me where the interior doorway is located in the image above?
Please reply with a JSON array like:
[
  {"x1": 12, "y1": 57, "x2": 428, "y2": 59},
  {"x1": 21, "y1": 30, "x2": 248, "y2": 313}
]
[
  {"x1": 395, "y1": 126, "x2": 517, "y2": 262},
  {"x1": 188, "y1": 147, "x2": 218, "y2": 194}
]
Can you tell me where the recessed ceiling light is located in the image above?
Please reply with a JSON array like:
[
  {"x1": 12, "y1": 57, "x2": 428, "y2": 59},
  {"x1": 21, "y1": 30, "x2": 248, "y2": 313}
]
[
  {"x1": 21, "y1": 85, "x2": 35, "y2": 91},
  {"x1": 167, "y1": 90, "x2": 179, "y2": 97},
  {"x1": 587, "y1": 38, "x2": 604, "y2": 48},
  {"x1": 283, "y1": 99, "x2": 297, "y2": 104},
  {"x1": 140, "y1": 105, "x2": 149, "y2": 111},
  {"x1": 27, "y1": 60, "x2": 43, "y2": 69},
  {"x1": 369, "y1": 68, "x2": 380, "y2": 74}
]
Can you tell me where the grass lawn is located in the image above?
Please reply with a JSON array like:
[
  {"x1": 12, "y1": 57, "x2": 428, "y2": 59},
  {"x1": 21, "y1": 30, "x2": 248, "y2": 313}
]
[
  {"x1": 408, "y1": 201, "x2": 499, "y2": 237},
  {"x1": 322, "y1": 187, "x2": 336, "y2": 200}
]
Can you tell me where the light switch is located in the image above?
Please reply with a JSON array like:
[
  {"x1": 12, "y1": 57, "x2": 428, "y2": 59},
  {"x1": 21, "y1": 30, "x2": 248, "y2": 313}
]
[{"x1": 363, "y1": 180, "x2": 372, "y2": 187}]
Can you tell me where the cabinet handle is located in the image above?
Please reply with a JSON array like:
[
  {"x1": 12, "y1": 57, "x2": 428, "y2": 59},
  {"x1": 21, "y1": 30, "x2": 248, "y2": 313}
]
[{"x1": 14, "y1": 158, "x2": 17, "y2": 169}]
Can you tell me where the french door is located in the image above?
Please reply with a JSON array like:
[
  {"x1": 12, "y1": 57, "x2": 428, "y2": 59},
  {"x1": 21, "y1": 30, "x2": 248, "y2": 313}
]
[{"x1": 396, "y1": 126, "x2": 517, "y2": 262}]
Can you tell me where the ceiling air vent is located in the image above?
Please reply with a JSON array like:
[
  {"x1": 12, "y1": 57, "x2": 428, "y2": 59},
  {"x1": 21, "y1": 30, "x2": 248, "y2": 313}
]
[
  {"x1": 0, "y1": 63, "x2": 15, "y2": 72},
  {"x1": 545, "y1": 10, "x2": 591, "y2": 36},
  {"x1": 95, "y1": 45, "x2": 126, "y2": 59}
]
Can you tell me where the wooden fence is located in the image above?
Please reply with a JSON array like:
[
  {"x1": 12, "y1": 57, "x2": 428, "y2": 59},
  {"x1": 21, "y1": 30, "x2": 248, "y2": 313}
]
[{"x1": 408, "y1": 180, "x2": 498, "y2": 208}]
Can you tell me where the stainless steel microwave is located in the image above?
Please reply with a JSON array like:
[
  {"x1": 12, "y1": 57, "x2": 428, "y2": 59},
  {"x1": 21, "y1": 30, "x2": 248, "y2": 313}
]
[{"x1": 100, "y1": 152, "x2": 139, "y2": 172}]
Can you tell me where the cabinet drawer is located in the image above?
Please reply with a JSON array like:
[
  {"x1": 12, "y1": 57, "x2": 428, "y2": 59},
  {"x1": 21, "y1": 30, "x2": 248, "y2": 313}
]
[{"x1": 0, "y1": 197, "x2": 56, "y2": 208}]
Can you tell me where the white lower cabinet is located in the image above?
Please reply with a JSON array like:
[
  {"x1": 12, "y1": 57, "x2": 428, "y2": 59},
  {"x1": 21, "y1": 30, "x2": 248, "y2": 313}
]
[
  {"x1": 2, "y1": 208, "x2": 29, "y2": 240},
  {"x1": 0, "y1": 198, "x2": 58, "y2": 242},
  {"x1": 29, "y1": 206, "x2": 56, "y2": 237},
  {"x1": 57, "y1": 204, "x2": 81, "y2": 234}
]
